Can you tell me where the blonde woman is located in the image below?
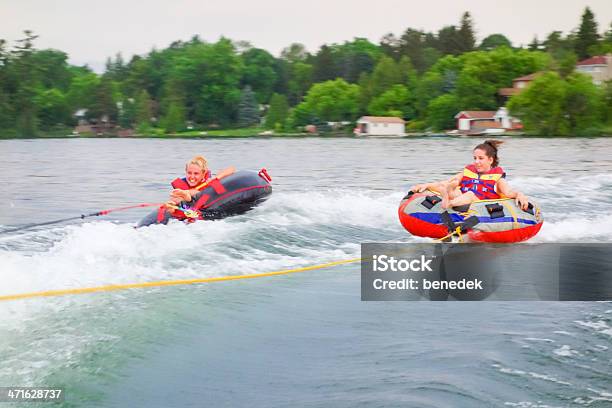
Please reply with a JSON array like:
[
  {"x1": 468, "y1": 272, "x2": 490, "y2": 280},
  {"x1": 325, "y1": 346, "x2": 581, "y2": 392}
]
[{"x1": 168, "y1": 156, "x2": 235, "y2": 204}]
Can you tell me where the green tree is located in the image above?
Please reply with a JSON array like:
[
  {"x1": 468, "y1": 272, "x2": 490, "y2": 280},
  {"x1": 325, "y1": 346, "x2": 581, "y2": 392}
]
[
  {"x1": 281, "y1": 43, "x2": 309, "y2": 63},
  {"x1": 31, "y1": 49, "x2": 72, "y2": 91},
  {"x1": 606, "y1": 23, "x2": 612, "y2": 43},
  {"x1": 312, "y1": 45, "x2": 338, "y2": 82},
  {"x1": 35, "y1": 88, "x2": 69, "y2": 129},
  {"x1": 0, "y1": 88, "x2": 13, "y2": 131},
  {"x1": 602, "y1": 80, "x2": 612, "y2": 124},
  {"x1": 426, "y1": 94, "x2": 460, "y2": 130},
  {"x1": 66, "y1": 69, "x2": 99, "y2": 112},
  {"x1": 380, "y1": 33, "x2": 400, "y2": 60},
  {"x1": 564, "y1": 72, "x2": 603, "y2": 134},
  {"x1": 192, "y1": 38, "x2": 243, "y2": 125},
  {"x1": 135, "y1": 89, "x2": 153, "y2": 128},
  {"x1": 413, "y1": 54, "x2": 463, "y2": 116},
  {"x1": 104, "y1": 52, "x2": 128, "y2": 82},
  {"x1": 287, "y1": 62, "x2": 313, "y2": 105},
  {"x1": 455, "y1": 47, "x2": 550, "y2": 110},
  {"x1": 437, "y1": 25, "x2": 462, "y2": 55},
  {"x1": 118, "y1": 97, "x2": 136, "y2": 128},
  {"x1": 291, "y1": 79, "x2": 360, "y2": 125},
  {"x1": 479, "y1": 34, "x2": 512, "y2": 50},
  {"x1": 458, "y1": 12, "x2": 476, "y2": 53},
  {"x1": 397, "y1": 28, "x2": 439, "y2": 72},
  {"x1": 241, "y1": 48, "x2": 277, "y2": 103},
  {"x1": 369, "y1": 56, "x2": 403, "y2": 96},
  {"x1": 12, "y1": 30, "x2": 40, "y2": 136},
  {"x1": 575, "y1": 7, "x2": 600, "y2": 59},
  {"x1": 237, "y1": 86, "x2": 259, "y2": 127},
  {"x1": 89, "y1": 77, "x2": 118, "y2": 122},
  {"x1": 508, "y1": 72, "x2": 569, "y2": 135},
  {"x1": 398, "y1": 55, "x2": 418, "y2": 90},
  {"x1": 556, "y1": 51, "x2": 577, "y2": 77},
  {"x1": 160, "y1": 100, "x2": 186, "y2": 133},
  {"x1": 543, "y1": 31, "x2": 572, "y2": 56},
  {"x1": 265, "y1": 93, "x2": 289, "y2": 129},
  {"x1": 333, "y1": 38, "x2": 381, "y2": 83},
  {"x1": 367, "y1": 84, "x2": 414, "y2": 119},
  {"x1": 528, "y1": 36, "x2": 541, "y2": 51}
]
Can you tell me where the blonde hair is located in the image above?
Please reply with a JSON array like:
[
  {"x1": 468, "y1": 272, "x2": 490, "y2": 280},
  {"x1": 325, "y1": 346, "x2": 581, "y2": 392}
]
[{"x1": 185, "y1": 155, "x2": 208, "y2": 172}]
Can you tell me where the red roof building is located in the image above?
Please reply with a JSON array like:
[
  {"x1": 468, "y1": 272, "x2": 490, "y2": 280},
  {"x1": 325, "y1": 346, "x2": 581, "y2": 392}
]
[
  {"x1": 454, "y1": 108, "x2": 521, "y2": 133},
  {"x1": 498, "y1": 73, "x2": 540, "y2": 98},
  {"x1": 575, "y1": 54, "x2": 612, "y2": 85}
]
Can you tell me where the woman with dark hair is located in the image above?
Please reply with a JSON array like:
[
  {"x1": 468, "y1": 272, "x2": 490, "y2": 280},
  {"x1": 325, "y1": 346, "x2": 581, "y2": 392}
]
[{"x1": 410, "y1": 140, "x2": 529, "y2": 210}]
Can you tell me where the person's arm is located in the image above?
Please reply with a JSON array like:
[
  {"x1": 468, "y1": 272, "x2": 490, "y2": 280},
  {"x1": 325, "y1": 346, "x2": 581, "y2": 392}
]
[
  {"x1": 170, "y1": 189, "x2": 194, "y2": 202},
  {"x1": 497, "y1": 179, "x2": 529, "y2": 210},
  {"x1": 215, "y1": 166, "x2": 235, "y2": 180},
  {"x1": 411, "y1": 172, "x2": 461, "y2": 193}
]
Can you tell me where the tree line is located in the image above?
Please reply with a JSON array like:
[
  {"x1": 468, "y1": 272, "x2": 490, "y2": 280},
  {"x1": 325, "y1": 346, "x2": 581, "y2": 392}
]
[{"x1": 0, "y1": 8, "x2": 611, "y2": 137}]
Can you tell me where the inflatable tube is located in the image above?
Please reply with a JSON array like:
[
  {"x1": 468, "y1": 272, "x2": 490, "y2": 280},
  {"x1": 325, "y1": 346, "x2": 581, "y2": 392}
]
[
  {"x1": 398, "y1": 190, "x2": 543, "y2": 243},
  {"x1": 137, "y1": 169, "x2": 272, "y2": 227}
]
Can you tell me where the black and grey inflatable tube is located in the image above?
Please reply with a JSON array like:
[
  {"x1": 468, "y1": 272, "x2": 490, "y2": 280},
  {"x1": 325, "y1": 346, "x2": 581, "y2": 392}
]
[{"x1": 137, "y1": 169, "x2": 272, "y2": 227}]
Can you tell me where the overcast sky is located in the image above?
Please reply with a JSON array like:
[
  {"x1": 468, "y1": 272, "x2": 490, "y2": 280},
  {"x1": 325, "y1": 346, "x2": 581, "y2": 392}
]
[{"x1": 1, "y1": 0, "x2": 611, "y2": 72}]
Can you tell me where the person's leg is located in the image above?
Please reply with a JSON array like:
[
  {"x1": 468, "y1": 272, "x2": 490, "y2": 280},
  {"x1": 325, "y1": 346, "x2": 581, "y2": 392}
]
[
  {"x1": 442, "y1": 190, "x2": 477, "y2": 209},
  {"x1": 424, "y1": 181, "x2": 447, "y2": 195},
  {"x1": 448, "y1": 187, "x2": 463, "y2": 199}
]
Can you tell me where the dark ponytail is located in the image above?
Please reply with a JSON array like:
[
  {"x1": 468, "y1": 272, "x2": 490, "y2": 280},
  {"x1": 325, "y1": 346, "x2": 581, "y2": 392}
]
[{"x1": 474, "y1": 139, "x2": 503, "y2": 167}]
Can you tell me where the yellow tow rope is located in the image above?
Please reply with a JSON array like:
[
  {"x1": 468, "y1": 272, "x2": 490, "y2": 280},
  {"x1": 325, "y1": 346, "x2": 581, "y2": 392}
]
[
  {"x1": 434, "y1": 226, "x2": 464, "y2": 243},
  {"x1": 0, "y1": 258, "x2": 362, "y2": 302}
]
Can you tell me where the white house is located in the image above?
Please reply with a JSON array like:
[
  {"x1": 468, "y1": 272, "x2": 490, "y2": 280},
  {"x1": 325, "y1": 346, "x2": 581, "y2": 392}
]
[
  {"x1": 354, "y1": 116, "x2": 406, "y2": 136},
  {"x1": 454, "y1": 107, "x2": 522, "y2": 134},
  {"x1": 576, "y1": 54, "x2": 612, "y2": 85}
]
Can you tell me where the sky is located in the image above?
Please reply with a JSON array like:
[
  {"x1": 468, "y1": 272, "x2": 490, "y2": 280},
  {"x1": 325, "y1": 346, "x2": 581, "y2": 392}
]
[{"x1": 1, "y1": 0, "x2": 611, "y2": 72}]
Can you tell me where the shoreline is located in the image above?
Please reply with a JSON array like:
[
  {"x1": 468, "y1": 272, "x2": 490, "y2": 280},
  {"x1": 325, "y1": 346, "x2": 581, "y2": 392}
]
[{"x1": 2, "y1": 133, "x2": 611, "y2": 140}]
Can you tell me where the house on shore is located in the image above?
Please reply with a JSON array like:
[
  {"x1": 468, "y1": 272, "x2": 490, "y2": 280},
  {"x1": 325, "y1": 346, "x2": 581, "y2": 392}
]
[
  {"x1": 498, "y1": 73, "x2": 540, "y2": 101},
  {"x1": 354, "y1": 116, "x2": 405, "y2": 136},
  {"x1": 576, "y1": 54, "x2": 612, "y2": 85},
  {"x1": 452, "y1": 108, "x2": 522, "y2": 135}
]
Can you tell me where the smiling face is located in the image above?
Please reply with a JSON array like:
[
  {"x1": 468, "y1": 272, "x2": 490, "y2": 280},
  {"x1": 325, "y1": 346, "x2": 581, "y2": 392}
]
[
  {"x1": 472, "y1": 148, "x2": 494, "y2": 173},
  {"x1": 185, "y1": 163, "x2": 206, "y2": 187}
]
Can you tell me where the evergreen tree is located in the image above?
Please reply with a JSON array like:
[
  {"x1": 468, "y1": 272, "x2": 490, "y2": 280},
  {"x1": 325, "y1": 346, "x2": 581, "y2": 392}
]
[
  {"x1": 398, "y1": 56, "x2": 418, "y2": 90},
  {"x1": 575, "y1": 7, "x2": 600, "y2": 59},
  {"x1": 369, "y1": 56, "x2": 403, "y2": 96},
  {"x1": 528, "y1": 36, "x2": 540, "y2": 51},
  {"x1": 281, "y1": 43, "x2": 309, "y2": 63},
  {"x1": 160, "y1": 101, "x2": 185, "y2": 133},
  {"x1": 437, "y1": 26, "x2": 462, "y2": 55},
  {"x1": 380, "y1": 33, "x2": 400, "y2": 59},
  {"x1": 458, "y1": 12, "x2": 476, "y2": 53},
  {"x1": 543, "y1": 31, "x2": 569, "y2": 54},
  {"x1": 312, "y1": 45, "x2": 338, "y2": 82},
  {"x1": 118, "y1": 97, "x2": 136, "y2": 128},
  {"x1": 12, "y1": 30, "x2": 40, "y2": 136},
  {"x1": 265, "y1": 93, "x2": 289, "y2": 129},
  {"x1": 135, "y1": 89, "x2": 152, "y2": 127},
  {"x1": 605, "y1": 23, "x2": 612, "y2": 43},
  {"x1": 398, "y1": 29, "x2": 428, "y2": 71},
  {"x1": 237, "y1": 86, "x2": 259, "y2": 127},
  {"x1": 89, "y1": 77, "x2": 117, "y2": 122}
]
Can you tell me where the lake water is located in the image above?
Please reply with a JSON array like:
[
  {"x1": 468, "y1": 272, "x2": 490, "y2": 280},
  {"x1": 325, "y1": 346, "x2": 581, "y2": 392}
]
[{"x1": 1, "y1": 137, "x2": 611, "y2": 407}]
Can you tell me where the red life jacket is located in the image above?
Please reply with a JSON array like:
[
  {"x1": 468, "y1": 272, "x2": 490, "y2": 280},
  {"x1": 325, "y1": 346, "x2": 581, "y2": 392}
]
[
  {"x1": 171, "y1": 170, "x2": 212, "y2": 190},
  {"x1": 459, "y1": 164, "x2": 505, "y2": 200}
]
